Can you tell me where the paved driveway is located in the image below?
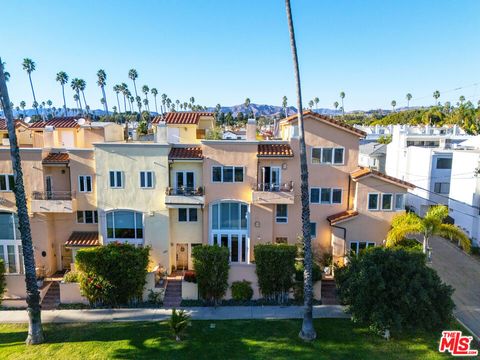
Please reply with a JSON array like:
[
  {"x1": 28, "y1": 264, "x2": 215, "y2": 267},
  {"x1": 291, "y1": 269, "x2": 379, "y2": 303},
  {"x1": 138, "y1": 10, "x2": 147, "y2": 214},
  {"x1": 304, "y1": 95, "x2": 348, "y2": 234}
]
[{"x1": 430, "y1": 236, "x2": 480, "y2": 340}]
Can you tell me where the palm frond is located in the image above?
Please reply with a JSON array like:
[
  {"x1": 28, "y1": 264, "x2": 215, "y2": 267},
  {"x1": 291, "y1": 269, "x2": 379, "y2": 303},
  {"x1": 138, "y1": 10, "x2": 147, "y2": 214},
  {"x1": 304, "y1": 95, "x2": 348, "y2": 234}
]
[
  {"x1": 386, "y1": 223, "x2": 423, "y2": 247},
  {"x1": 425, "y1": 205, "x2": 448, "y2": 223},
  {"x1": 437, "y1": 224, "x2": 471, "y2": 253}
]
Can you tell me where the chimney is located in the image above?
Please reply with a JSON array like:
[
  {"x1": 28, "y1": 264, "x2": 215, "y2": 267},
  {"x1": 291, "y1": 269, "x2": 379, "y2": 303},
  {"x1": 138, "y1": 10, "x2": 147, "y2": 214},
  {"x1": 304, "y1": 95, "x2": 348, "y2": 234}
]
[
  {"x1": 155, "y1": 121, "x2": 167, "y2": 143},
  {"x1": 44, "y1": 125, "x2": 55, "y2": 148},
  {"x1": 246, "y1": 118, "x2": 256, "y2": 141}
]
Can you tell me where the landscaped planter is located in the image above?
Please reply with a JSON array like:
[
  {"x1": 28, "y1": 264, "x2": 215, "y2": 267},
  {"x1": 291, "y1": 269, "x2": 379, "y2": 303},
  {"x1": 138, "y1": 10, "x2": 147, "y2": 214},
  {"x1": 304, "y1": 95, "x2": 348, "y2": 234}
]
[
  {"x1": 181, "y1": 280, "x2": 198, "y2": 300},
  {"x1": 60, "y1": 282, "x2": 88, "y2": 305},
  {"x1": 313, "y1": 280, "x2": 322, "y2": 301}
]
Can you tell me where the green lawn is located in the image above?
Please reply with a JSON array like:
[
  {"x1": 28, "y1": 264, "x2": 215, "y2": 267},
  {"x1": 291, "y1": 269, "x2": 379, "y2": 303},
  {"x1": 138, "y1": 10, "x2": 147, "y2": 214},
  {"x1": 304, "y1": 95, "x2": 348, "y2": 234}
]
[{"x1": 0, "y1": 319, "x2": 474, "y2": 359}]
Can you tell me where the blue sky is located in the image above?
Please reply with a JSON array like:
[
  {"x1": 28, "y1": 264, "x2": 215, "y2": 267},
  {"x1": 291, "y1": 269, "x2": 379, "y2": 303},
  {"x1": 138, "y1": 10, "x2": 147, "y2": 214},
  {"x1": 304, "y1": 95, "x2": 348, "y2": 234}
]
[{"x1": 1, "y1": 0, "x2": 479, "y2": 111}]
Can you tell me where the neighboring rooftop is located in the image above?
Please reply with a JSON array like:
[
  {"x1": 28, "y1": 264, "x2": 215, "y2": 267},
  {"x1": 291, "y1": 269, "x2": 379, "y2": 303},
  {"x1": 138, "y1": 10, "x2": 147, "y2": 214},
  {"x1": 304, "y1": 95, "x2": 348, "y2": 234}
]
[
  {"x1": 65, "y1": 231, "x2": 99, "y2": 247},
  {"x1": 169, "y1": 146, "x2": 203, "y2": 160},
  {"x1": 0, "y1": 119, "x2": 28, "y2": 130},
  {"x1": 42, "y1": 152, "x2": 70, "y2": 164},
  {"x1": 327, "y1": 210, "x2": 359, "y2": 225},
  {"x1": 359, "y1": 142, "x2": 386, "y2": 156},
  {"x1": 29, "y1": 117, "x2": 87, "y2": 129},
  {"x1": 351, "y1": 167, "x2": 415, "y2": 189},
  {"x1": 152, "y1": 112, "x2": 214, "y2": 125},
  {"x1": 257, "y1": 143, "x2": 294, "y2": 158}
]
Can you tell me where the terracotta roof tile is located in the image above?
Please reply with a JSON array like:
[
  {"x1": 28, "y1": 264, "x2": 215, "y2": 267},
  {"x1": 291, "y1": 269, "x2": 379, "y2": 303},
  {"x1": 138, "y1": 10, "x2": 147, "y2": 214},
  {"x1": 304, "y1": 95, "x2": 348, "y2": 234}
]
[
  {"x1": 29, "y1": 117, "x2": 83, "y2": 129},
  {"x1": 283, "y1": 110, "x2": 366, "y2": 137},
  {"x1": 257, "y1": 143, "x2": 294, "y2": 157},
  {"x1": 42, "y1": 152, "x2": 70, "y2": 164},
  {"x1": 0, "y1": 119, "x2": 28, "y2": 130},
  {"x1": 351, "y1": 167, "x2": 415, "y2": 189},
  {"x1": 169, "y1": 146, "x2": 203, "y2": 160},
  {"x1": 327, "y1": 210, "x2": 359, "y2": 225},
  {"x1": 152, "y1": 112, "x2": 214, "y2": 125},
  {"x1": 65, "y1": 232, "x2": 99, "y2": 247}
]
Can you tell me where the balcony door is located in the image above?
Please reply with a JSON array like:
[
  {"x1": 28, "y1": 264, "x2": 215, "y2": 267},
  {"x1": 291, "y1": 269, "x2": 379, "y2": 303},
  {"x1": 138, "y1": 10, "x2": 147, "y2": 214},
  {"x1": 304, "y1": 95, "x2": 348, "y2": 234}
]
[
  {"x1": 45, "y1": 176, "x2": 53, "y2": 199},
  {"x1": 176, "y1": 171, "x2": 195, "y2": 194},
  {"x1": 262, "y1": 166, "x2": 281, "y2": 191}
]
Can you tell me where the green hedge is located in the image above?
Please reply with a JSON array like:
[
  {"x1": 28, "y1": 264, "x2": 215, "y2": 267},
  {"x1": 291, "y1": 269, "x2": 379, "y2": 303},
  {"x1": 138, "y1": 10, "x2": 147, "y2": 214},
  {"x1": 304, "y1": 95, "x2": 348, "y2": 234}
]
[
  {"x1": 254, "y1": 244, "x2": 296, "y2": 303},
  {"x1": 231, "y1": 280, "x2": 253, "y2": 302},
  {"x1": 76, "y1": 243, "x2": 150, "y2": 306},
  {"x1": 0, "y1": 259, "x2": 5, "y2": 304},
  {"x1": 192, "y1": 245, "x2": 229, "y2": 305}
]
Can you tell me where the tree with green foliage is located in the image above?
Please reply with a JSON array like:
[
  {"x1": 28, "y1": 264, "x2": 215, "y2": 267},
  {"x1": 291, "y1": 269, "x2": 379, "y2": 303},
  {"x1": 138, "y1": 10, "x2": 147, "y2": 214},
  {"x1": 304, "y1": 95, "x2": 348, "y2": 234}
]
[
  {"x1": 386, "y1": 205, "x2": 470, "y2": 255},
  {"x1": 339, "y1": 91, "x2": 345, "y2": 116},
  {"x1": 22, "y1": 58, "x2": 39, "y2": 116},
  {"x1": 433, "y1": 90, "x2": 440, "y2": 106},
  {"x1": 97, "y1": 70, "x2": 109, "y2": 114},
  {"x1": 56, "y1": 71, "x2": 69, "y2": 116},
  {"x1": 70, "y1": 78, "x2": 83, "y2": 113},
  {"x1": 406, "y1": 93, "x2": 412, "y2": 108},
  {"x1": 336, "y1": 247, "x2": 454, "y2": 337},
  {"x1": 151, "y1": 88, "x2": 158, "y2": 113},
  {"x1": 0, "y1": 259, "x2": 5, "y2": 304},
  {"x1": 391, "y1": 100, "x2": 396, "y2": 112},
  {"x1": 169, "y1": 309, "x2": 191, "y2": 341},
  {"x1": 377, "y1": 134, "x2": 392, "y2": 144},
  {"x1": 282, "y1": 96, "x2": 288, "y2": 117},
  {"x1": 314, "y1": 97, "x2": 319, "y2": 111}
]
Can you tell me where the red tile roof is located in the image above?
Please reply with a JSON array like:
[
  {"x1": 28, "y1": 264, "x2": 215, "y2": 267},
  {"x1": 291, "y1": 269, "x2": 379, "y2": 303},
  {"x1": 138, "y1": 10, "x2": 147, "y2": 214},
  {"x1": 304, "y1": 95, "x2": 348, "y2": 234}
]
[
  {"x1": 169, "y1": 146, "x2": 203, "y2": 160},
  {"x1": 65, "y1": 232, "x2": 99, "y2": 247},
  {"x1": 0, "y1": 119, "x2": 28, "y2": 130},
  {"x1": 152, "y1": 112, "x2": 214, "y2": 125},
  {"x1": 283, "y1": 110, "x2": 366, "y2": 137},
  {"x1": 327, "y1": 210, "x2": 359, "y2": 225},
  {"x1": 42, "y1": 152, "x2": 70, "y2": 164},
  {"x1": 351, "y1": 167, "x2": 415, "y2": 189},
  {"x1": 29, "y1": 117, "x2": 83, "y2": 129},
  {"x1": 257, "y1": 143, "x2": 294, "y2": 157}
]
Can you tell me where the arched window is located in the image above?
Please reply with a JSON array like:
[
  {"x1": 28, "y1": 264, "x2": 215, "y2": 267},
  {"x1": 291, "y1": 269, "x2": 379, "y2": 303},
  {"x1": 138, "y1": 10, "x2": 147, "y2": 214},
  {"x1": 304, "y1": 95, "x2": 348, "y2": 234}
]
[
  {"x1": 106, "y1": 210, "x2": 143, "y2": 245},
  {"x1": 0, "y1": 212, "x2": 23, "y2": 274}
]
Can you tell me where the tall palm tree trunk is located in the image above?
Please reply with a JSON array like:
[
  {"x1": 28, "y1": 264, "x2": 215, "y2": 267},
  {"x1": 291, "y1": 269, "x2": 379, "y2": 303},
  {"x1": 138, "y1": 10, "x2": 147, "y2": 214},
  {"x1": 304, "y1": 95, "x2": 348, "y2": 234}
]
[
  {"x1": 115, "y1": 93, "x2": 121, "y2": 114},
  {"x1": 77, "y1": 92, "x2": 83, "y2": 113},
  {"x1": 285, "y1": 0, "x2": 316, "y2": 341},
  {"x1": 61, "y1": 85, "x2": 67, "y2": 116},
  {"x1": 123, "y1": 95, "x2": 127, "y2": 113},
  {"x1": 28, "y1": 73, "x2": 39, "y2": 116},
  {"x1": 101, "y1": 86, "x2": 109, "y2": 114},
  {"x1": 0, "y1": 60, "x2": 44, "y2": 344},
  {"x1": 154, "y1": 96, "x2": 158, "y2": 113},
  {"x1": 81, "y1": 91, "x2": 88, "y2": 114}
]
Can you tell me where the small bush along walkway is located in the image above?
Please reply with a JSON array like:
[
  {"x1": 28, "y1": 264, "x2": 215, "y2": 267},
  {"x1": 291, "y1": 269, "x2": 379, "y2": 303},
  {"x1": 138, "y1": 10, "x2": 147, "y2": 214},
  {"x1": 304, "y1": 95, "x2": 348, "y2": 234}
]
[{"x1": 1, "y1": 319, "x2": 474, "y2": 360}]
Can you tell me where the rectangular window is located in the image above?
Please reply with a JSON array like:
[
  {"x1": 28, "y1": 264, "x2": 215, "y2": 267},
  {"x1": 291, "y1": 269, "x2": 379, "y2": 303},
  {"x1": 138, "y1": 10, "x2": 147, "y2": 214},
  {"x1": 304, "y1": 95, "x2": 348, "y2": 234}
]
[
  {"x1": 349, "y1": 241, "x2": 376, "y2": 256},
  {"x1": 276, "y1": 204, "x2": 288, "y2": 223},
  {"x1": 275, "y1": 237, "x2": 288, "y2": 244},
  {"x1": 189, "y1": 208, "x2": 198, "y2": 222},
  {"x1": 310, "y1": 188, "x2": 320, "y2": 203},
  {"x1": 395, "y1": 194, "x2": 405, "y2": 210},
  {"x1": 223, "y1": 166, "x2": 233, "y2": 182},
  {"x1": 436, "y1": 158, "x2": 452, "y2": 169},
  {"x1": 234, "y1": 167, "x2": 244, "y2": 182},
  {"x1": 0, "y1": 174, "x2": 15, "y2": 191},
  {"x1": 311, "y1": 147, "x2": 345, "y2": 165},
  {"x1": 109, "y1": 171, "x2": 122, "y2": 188},
  {"x1": 321, "y1": 148, "x2": 333, "y2": 164},
  {"x1": 368, "y1": 193, "x2": 379, "y2": 210},
  {"x1": 381, "y1": 194, "x2": 393, "y2": 210},
  {"x1": 321, "y1": 188, "x2": 332, "y2": 204},
  {"x1": 212, "y1": 167, "x2": 222, "y2": 182},
  {"x1": 140, "y1": 171, "x2": 153, "y2": 188},
  {"x1": 311, "y1": 188, "x2": 342, "y2": 204},
  {"x1": 77, "y1": 210, "x2": 98, "y2": 224},
  {"x1": 212, "y1": 166, "x2": 244, "y2": 183},
  {"x1": 178, "y1": 208, "x2": 187, "y2": 222},
  {"x1": 434, "y1": 182, "x2": 450, "y2": 194},
  {"x1": 78, "y1": 175, "x2": 92, "y2": 193},
  {"x1": 310, "y1": 222, "x2": 317, "y2": 238},
  {"x1": 178, "y1": 208, "x2": 198, "y2": 222},
  {"x1": 333, "y1": 148, "x2": 344, "y2": 164},
  {"x1": 311, "y1": 148, "x2": 321, "y2": 164},
  {"x1": 332, "y1": 189, "x2": 342, "y2": 204}
]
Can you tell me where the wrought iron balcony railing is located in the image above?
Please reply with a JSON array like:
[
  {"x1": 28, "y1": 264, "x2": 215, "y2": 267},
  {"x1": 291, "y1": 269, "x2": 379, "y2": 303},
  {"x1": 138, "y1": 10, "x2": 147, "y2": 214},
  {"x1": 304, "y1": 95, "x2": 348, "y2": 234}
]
[
  {"x1": 165, "y1": 187, "x2": 204, "y2": 196},
  {"x1": 252, "y1": 181, "x2": 294, "y2": 192},
  {"x1": 32, "y1": 191, "x2": 73, "y2": 200}
]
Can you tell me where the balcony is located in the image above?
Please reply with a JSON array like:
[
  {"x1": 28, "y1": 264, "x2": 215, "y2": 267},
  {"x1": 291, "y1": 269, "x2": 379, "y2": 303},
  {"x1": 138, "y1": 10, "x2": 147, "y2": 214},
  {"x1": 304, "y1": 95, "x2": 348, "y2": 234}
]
[
  {"x1": 251, "y1": 182, "x2": 295, "y2": 204},
  {"x1": 165, "y1": 187, "x2": 205, "y2": 207},
  {"x1": 30, "y1": 191, "x2": 74, "y2": 213}
]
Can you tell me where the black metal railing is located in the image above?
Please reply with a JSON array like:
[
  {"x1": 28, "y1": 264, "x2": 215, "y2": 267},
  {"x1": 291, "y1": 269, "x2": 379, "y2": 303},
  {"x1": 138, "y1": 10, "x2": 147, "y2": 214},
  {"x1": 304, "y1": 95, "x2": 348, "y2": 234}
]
[
  {"x1": 252, "y1": 182, "x2": 294, "y2": 192},
  {"x1": 32, "y1": 191, "x2": 73, "y2": 200},
  {"x1": 166, "y1": 187, "x2": 204, "y2": 196}
]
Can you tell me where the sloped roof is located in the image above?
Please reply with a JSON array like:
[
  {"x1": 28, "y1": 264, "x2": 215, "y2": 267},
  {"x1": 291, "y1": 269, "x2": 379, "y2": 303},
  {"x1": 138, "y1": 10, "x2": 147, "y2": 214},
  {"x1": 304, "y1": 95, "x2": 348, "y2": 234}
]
[
  {"x1": 42, "y1": 152, "x2": 69, "y2": 164},
  {"x1": 282, "y1": 110, "x2": 366, "y2": 138},
  {"x1": 327, "y1": 210, "x2": 359, "y2": 225},
  {"x1": 351, "y1": 167, "x2": 415, "y2": 189},
  {"x1": 29, "y1": 117, "x2": 83, "y2": 129},
  {"x1": 169, "y1": 146, "x2": 203, "y2": 160},
  {"x1": 152, "y1": 112, "x2": 214, "y2": 125},
  {"x1": 0, "y1": 119, "x2": 28, "y2": 130},
  {"x1": 65, "y1": 232, "x2": 99, "y2": 247},
  {"x1": 257, "y1": 143, "x2": 294, "y2": 157}
]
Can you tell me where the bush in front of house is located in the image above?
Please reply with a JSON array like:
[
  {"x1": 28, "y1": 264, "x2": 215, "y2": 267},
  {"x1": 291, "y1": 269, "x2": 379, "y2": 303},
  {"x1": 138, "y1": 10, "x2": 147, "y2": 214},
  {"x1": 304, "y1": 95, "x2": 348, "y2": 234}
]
[
  {"x1": 63, "y1": 270, "x2": 81, "y2": 283},
  {"x1": 0, "y1": 259, "x2": 5, "y2": 304},
  {"x1": 231, "y1": 280, "x2": 254, "y2": 302},
  {"x1": 336, "y1": 247, "x2": 454, "y2": 336},
  {"x1": 192, "y1": 245, "x2": 229, "y2": 305},
  {"x1": 293, "y1": 261, "x2": 322, "y2": 302},
  {"x1": 254, "y1": 244, "x2": 296, "y2": 303},
  {"x1": 76, "y1": 243, "x2": 150, "y2": 306},
  {"x1": 183, "y1": 271, "x2": 196, "y2": 283}
]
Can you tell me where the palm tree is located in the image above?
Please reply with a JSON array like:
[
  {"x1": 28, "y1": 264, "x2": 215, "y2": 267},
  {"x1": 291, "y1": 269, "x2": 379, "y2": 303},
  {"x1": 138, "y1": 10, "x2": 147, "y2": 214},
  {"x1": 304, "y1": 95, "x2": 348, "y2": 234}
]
[
  {"x1": 339, "y1": 91, "x2": 345, "y2": 116},
  {"x1": 333, "y1": 101, "x2": 339, "y2": 114},
  {"x1": 55, "y1": 71, "x2": 69, "y2": 116},
  {"x1": 459, "y1": 95, "x2": 466, "y2": 105},
  {"x1": 120, "y1": 83, "x2": 129, "y2": 112},
  {"x1": 142, "y1": 85, "x2": 150, "y2": 112},
  {"x1": 73, "y1": 94, "x2": 80, "y2": 112},
  {"x1": 285, "y1": 0, "x2": 316, "y2": 341},
  {"x1": 162, "y1": 94, "x2": 168, "y2": 113},
  {"x1": 128, "y1": 69, "x2": 140, "y2": 112},
  {"x1": 22, "y1": 58, "x2": 39, "y2": 116},
  {"x1": 190, "y1": 97, "x2": 195, "y2": 107},
  {"x1": 308, "y1": 100, "x2": 314, "y2": 109},
  {"x1": 112, "y1": 105, "x2": 117, "y2": 113},
  {"x1": 77, "y1": 79, "x2": 88, "y2": 114},
  {"x1": 406, "y1": 93, "x2": 412, "y2": 108},
  {"x1": 1, "y1": 61, "x2": 10, "y2": 82},
  {"x1": 70, "y1": 78, "x2": 83, "y2": 113},
  {"x1": 113, "y1": 85, "x2": 122, "y2": 114},
  {"x1": 386, "y1": 205, "x2": 470, "y2": 255},
  {"x1": 245, "y1": 98, "x2": 251, "y2": 118},
  {"x1": 314, "y1": 97, "x2": 319, "y2": 111},
  {"x1": 282, "y1": 96, "x2": 288, "y2": 117},
  {"x1": 46, "y1": 100, "x2": 52, "y2": 118},
  {"x1": 97, "y1": 70, "x2": 109, "y2": 114},
  {"x1": 0, "y1": 60, "x2": 44, "y2": 344},
  {"x1": 20, "y1": 101, "x2": 26, "y2": 117},
  {"x1": 391, "y1": 100, "x2": 396, "y2": 112},
  {"x1": 433, "y1": 90, "x2": 440, "y2": 106},
  {"x1": 175, "y1": 99, "x2": 180, "y2": 111},
  {"x1": 151, "y1": 88, "x2": 158, "y2": 113}
]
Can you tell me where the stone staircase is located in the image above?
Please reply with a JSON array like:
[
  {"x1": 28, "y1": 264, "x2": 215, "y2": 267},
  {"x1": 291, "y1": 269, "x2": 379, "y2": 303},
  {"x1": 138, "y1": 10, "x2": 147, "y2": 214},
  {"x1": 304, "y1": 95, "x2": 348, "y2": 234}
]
[
  {"x1": 321, "y1": 279, "x2": 339, "y2": 305},
  {"x1": 41, "y1": 281, "x2": 60, "y2": 310},
  {"x1": 163, "y1": 278, "x2": 182, "y2": 308}
]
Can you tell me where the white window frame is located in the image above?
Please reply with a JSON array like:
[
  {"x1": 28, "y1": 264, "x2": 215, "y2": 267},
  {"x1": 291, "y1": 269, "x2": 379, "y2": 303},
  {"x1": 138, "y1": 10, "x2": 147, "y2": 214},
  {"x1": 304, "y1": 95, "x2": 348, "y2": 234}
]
[
  {"x1": 349, "y1": 241, "x2": 376, "y2": 256},
  {"x1": 78, "y1": 175, "x2": 92, "y2": 193},
  {"x1": 105, "y1": 210, "x2": 143, "y2": 245},
  {"x1": 139, "y1": 171, "x2": 154, "y2": 189},
  {"x1": 433, "y1": 182, "x2": 450, "y2": 194},
  {"x1": 109, "y1": 171, "x2": 123, "y2": 188},
  {"x1": 175, "y1": 170, "x2": 195, "y2": 189},
  {"x1": 0, "y1": 212, "x2": 23, "y2": 274},
  {"x1": 311, "y1": 147, "x2": 345, "y2": 165},
  {"x1": 178, "y1": 208, "x2": 198, "y2": 222},
  {"x1": 381, "y1": 193, "x2": 393, "y2": 211},
  {"x1": 275, "y1": 204, "x2": 288, "y2": 223},
  {"x1": 368, "y1": 193, "x2": 380, "y2": 211},
  {"x1": 394, "y1": 193, "x2": 405, "y2": 211},
  {"x1": 211, "y1": 166, "x2": 244, "y2": 183},
  {"x1": 310, "y1": 187, "x2": 342, "y2": 204},
  {"x1": 76, "y1": 210, "x2": 98, "y2": 224},
  {"x1": 0, "y1": 174, "x2": 14, "y2": 192}
]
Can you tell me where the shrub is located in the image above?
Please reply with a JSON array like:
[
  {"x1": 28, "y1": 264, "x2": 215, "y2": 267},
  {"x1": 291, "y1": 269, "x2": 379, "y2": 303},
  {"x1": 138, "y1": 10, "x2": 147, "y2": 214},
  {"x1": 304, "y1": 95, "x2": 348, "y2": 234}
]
[
  {"x1": 254, "y1": 244, "x2": 296, "y2": 303},
  {"x1": 169, "y1": 309, "x2": 191, "y2": 341},
  {"x1": 75, "y1": 243, "x2": 150, "y2": 306},
  {"x1": 393, "y1": 238, "x2": 422, "y2": 251},
  {"x1": 336, "y1": 247, "x2": 454, "y2": 336},
  {"x1": 63, "y1": 270, "x2": 80, "y2": 283},
  {"x1": 192, "y1": 245, "x2": 229, "y2": 305},
  {"x1": 231, "y1": 280, "x2": 253, "y2": 302},
  {"x1": 0, "y1": 259, "x2": 5, "y2": 304},
  {"x1": 183, "y1": 271, "x2": 196, "y2": 283},
  {"x1": 294, "y1": 262, "x2": 322, "y2": 282},
  {"x1": 147, "y1": 289, "x2": 164, "y2": 305}
]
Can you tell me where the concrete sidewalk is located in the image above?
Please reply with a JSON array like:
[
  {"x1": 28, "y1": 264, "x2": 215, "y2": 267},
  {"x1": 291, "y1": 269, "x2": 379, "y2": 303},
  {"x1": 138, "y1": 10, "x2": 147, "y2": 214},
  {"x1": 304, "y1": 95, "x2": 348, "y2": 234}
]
[{"x1": 0, "y1": 305, "x2": 348, "y2": 323}]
